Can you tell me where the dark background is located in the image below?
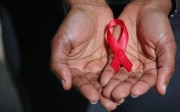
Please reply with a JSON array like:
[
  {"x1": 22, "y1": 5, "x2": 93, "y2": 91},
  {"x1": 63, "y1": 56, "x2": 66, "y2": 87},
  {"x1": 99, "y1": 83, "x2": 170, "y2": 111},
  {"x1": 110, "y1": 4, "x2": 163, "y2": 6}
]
[
  {"x1": 1, "y1": 0, "x2": 180, "y2": 112},
  {"x1": 0, "y1": 0, "x2": 129, "y2": 112},
  {"x1": 0, "y1": 0, "x2": 88, "y2": 112}
]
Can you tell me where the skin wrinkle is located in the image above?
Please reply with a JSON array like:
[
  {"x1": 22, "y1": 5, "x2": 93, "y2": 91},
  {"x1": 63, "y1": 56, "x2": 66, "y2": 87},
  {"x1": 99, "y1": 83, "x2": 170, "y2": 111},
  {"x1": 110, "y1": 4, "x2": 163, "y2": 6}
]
[
  {"x1": 68, "y1": 16, "x2": 102, "y2": 60},
  {"x1": 137, "y1": 33, "x2": 155, "y2": 61},
  {"x1": 77, "y1": 78, "x2": 100, "y2": 95},
  {"x1": 83, "y1": 56, "x2": 107, "y2": 73},
  {"x1": 143, "y1": 60, "x2": 156, "y2": 72},
  {"x1": 70, "y1": 2, "x2": 107, "y2": 8},
  {"x1": 68, "y1": 41, "x2": 90, "y2": 59},
  {"x1": 67, "y1": 11, "x2": 107, "y2": 64},
  {"x1": 134, "y1": 79, "x2": 152, "y2": 95},
  {"x1": 130, "y1": 76, "x2": 141, "y2": 83},
  {"x1": 156, "y1": 43, "x2": 175, "y2": 75},
  {"x1": 156, "y1": 36, "x2": 175, "y2": 58},
  {"x1": 126, "y1": 47, "x2": 144, "y2": 72},
  {"x1": 88, "y1": 75, "x2": 99, "y2": 82},
  {"x1": 69, "y1": 42, "x2": 106, "y2": 60},
  {"x1": 121, "y1": 9, "x2": 146, "y2": 72},
  {"x1": 89, "y1": 79, "x2": 100, "y2": 87},
  {"x1": 125, "y1": 72, "x2": 143, "y2": 86},
  {"x1": 127, "y1": 18, "x2": 159, "y2": 72},
  {"x1": 78, "y1": 82, "x2": 91, "y2": 91},
  {"x1": 53, "y1": 36, "x2": 71, "y2": 56},
  {"x1": 69, "y1": 44, "x2": 107, "y2": 74},
  {"x1": 142, "y1": 69, "x2": 157, "y2": 82},
  {"x1": 51, "y1": 38, "x2": 70, "y2": 70},
  {"x1": 69, "y1": 8, "x2": 93, "y2": 58},
  {"x1": 139, "y1": 77, "x2": 154, "y2": 88},
  {"x1": 50, "y1": 0, "x2": 176, "y2": 110},
  {"x1": 70, "y1": 18, "x2": 107, "y2": 72},
  {"x1": 112, "y1": 82, "x2": 132, "y2": 100},
  {"x1": 110, "y1": 78, "x2": 122, "y2": 83}
]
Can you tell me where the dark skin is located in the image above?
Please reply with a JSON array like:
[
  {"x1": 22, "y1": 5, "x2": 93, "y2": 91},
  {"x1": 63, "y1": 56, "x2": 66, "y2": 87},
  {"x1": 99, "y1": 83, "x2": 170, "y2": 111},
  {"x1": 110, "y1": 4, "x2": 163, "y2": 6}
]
[
  {"x1": 101, "y1": 0, "x2": 176, "y2": 104},
  {"x1": 51, "y1": 1, "x2": 118, "y2": 109},
  {"x1": 51, "y1": 0, "x2": 176, "y2": 111}
]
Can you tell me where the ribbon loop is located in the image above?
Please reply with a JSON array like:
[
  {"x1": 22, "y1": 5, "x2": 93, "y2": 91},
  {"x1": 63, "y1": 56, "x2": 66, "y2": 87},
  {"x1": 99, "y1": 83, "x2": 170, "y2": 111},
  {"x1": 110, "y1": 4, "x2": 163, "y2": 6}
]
[{"x1": 107, "y1": 19, "x2": 132, "y2": 73}]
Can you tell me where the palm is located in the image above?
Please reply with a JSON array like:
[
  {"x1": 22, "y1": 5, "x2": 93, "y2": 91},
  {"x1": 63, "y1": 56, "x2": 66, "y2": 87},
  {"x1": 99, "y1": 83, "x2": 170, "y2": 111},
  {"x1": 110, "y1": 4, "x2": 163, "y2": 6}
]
[
  {"x1": 121, "y1": 6, "x2": 160, "y2": 75},
  {"x1": 66, "y1": 8, "x2": 111, "y2": 76},
  {"x1": 101, "y1": 3, "x2": 176, "y2": 103},
  {"x1": 51, "y1": 4, "x2": 117, "y2": 106},
  {"x1": 122, "y1": 5, "x2": 174, "y2": 74}
]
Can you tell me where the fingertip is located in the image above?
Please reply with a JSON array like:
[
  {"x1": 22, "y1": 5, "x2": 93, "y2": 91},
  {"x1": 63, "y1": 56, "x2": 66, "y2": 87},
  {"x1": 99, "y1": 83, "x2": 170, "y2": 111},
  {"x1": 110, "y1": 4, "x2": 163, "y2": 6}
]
[
  {"x1": 99, "y1": 88, "x2": 118, "y2": 111},
  {"x1": 87, "y1": 90, "x2": 100, "y2": 104},
  {"x1": 131, "y1": 81, "x2": 150, "y2": 97},
  {"x1": 100, "y1": 78, "x2": 109, "y2": 87},
  {"x1": 80, "y1": 84, "x2": 100, "y2": 103},
  {"x1": 161, "y1": 84, "x2": 167, "y2": 95},
  {"x1": 101, "y1": 99, "x2": 117, "y2": 111},
  {"x1": 157, "y1": 67, "x2": 173, "y2": 95},
  {"x1": 156, "y1": 83, "x2": 167, "y2": 95},
  {"x1": 55, "y1": 68, "x2": 72, "y2": 90},
  {"x1": 62, "y1": 76, "x2": 72, "y2": 90},
  {"x1": 61, "y1": 79, "x2": 72, "y2": 90}
]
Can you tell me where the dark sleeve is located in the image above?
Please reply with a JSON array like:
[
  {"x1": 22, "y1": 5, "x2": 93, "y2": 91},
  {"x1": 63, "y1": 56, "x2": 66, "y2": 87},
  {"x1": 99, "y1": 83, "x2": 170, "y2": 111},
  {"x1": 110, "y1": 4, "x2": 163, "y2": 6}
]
[{"x1": 170, "y1": 0, "x2": 178, "y2": 17}]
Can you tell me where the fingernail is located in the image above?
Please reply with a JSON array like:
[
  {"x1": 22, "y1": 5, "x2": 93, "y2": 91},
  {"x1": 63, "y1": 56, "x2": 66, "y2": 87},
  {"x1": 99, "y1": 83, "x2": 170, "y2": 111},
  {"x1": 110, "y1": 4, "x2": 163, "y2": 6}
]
[
  {"x1": 131, "y1": 95, "x2": 138, "y2": 98},
  {"x1": 117, "y1": 103, "x2": 122, "y2": 106},
  {"x1": 117, "y1": 99, "x2": 124, "y2": 105},
  {"x1": 162, "y1": 84, "x2": 167, "y2": 95},
  {"x1": 61, "y1": 79, "x2": 66, "y2": 88},
  {"x1": 54, "y1": 72, "x2": 59, "y2": 80},
  {"x1": 90, "y1": 101, "x2": 98, "y2": 105}
]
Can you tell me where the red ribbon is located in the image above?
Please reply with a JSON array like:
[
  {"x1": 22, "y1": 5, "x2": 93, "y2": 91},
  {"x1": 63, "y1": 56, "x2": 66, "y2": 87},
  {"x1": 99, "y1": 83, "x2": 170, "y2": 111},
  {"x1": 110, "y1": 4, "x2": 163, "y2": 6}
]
[{"x1": 107, "y1": 19, "x2": 132, "y2": 73}]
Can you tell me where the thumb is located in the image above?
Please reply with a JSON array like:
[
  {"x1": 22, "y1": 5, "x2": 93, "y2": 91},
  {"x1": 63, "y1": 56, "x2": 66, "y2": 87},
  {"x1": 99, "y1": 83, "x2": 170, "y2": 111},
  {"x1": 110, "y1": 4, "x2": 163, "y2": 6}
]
[
  {"x1": 50, "y1": 34, "x2": 72, "y2": 90},
  {"x1": 156, "y1": 67, "x2": 174, "y2": 95},
  {"x1": 156, "y1": 37, "x2": 176, "y2": 95}
]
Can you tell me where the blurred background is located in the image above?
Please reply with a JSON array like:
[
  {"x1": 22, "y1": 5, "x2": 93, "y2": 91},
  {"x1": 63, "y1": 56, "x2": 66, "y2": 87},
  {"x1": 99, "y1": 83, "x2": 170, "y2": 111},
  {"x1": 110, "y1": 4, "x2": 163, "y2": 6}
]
[
  {"x1": 0, "y1": 0, "x2": 128, "y2": 112},
  {"x1": 1, "y1": 0, "x2": 180, "y2": 112},
  {"x1": 0, "y1": 0, "x2": 88, "y2": 112}
]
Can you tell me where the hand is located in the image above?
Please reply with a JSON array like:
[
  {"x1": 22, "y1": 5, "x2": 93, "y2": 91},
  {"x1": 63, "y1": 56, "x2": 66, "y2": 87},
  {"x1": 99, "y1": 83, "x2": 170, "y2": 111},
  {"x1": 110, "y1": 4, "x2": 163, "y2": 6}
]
[
  {"x1": 101, "y1": 0, "x2": 176, "y2": 107},
  {"x1": 50, "y1": 2, "x2": 119, "y2": 110}
]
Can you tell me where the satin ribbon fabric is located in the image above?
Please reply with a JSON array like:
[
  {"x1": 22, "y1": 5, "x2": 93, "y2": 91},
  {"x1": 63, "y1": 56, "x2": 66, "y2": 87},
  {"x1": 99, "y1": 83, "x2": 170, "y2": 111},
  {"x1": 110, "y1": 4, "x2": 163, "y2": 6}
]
[{"x1": 107, "y1": 19, "x2": 132, "y2": 73}]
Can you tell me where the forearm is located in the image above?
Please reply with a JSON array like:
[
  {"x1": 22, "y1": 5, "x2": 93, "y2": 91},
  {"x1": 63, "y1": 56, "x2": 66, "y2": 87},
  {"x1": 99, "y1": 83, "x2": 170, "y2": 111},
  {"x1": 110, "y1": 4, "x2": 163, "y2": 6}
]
[
  {"x1": 130, "y1": 0, "x2": 172, "y2": 15},
  {"x1": 63, "y1": 0, "x2": 107, "y2": 9}
]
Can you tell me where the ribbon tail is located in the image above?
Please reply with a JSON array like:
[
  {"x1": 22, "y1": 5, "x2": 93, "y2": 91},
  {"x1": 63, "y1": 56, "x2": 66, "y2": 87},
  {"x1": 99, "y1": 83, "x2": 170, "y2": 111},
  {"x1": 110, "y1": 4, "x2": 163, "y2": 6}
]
[
  {"x1": 121, "y1": 55, "x2": 132, "y2": 72},
  {"x1": 110, "y1": 55, "x2": 120, "y2": 73}
]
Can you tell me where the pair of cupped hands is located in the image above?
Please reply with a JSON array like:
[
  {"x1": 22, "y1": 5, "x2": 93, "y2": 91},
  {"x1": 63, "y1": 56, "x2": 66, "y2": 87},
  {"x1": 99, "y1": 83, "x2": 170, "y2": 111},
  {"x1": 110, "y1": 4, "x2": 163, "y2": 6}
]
[{"x1": 51, "y1": 1, "x2": 176, "y2": 111}]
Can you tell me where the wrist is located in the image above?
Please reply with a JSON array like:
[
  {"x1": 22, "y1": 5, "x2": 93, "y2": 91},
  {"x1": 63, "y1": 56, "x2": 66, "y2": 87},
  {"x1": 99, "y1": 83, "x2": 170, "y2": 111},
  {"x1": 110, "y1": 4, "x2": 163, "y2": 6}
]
[
  {"x1": 63, "y1": 0, "x2": 107, "y2": 9},
  {"x1": 130, "y1": 0, "x2": 172, "y2": 15}
]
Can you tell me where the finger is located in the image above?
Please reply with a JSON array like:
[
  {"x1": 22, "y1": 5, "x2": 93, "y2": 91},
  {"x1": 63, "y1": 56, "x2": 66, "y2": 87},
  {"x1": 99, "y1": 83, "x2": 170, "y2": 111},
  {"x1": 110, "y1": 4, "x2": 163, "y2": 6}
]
[
  {"x1": 50, "y1": 34, "x2": 72, "y2": 90},
  {"x1": 100, "y1": 64, "x2": 114, "y2": 87},
  {"x1": 156, "y1": 36, "x2": 176, "y2": 95},
  {"x1": 52, "y1": 64, "x2": 72, "y2": 90},
  {"x1": 156, "y1": 67, "x2": 174, "y2": 95},
  {"x1": 99, "y1": 88, "x2": 118, "y2": 111},
  {"x1": 131, "y1": 68, "x2": 157, "y2": 97},
  {"x1": 71, "y1": 69, "x2": 99, "y2": 103},
  {"x1": 88, "y1": 73, "x2": 120, "y2": 111},
  {"x1": 102, "y1": 67, "x2": 129, "y2": 99},
  {"x1": 111, "y1": 71, "x2": 142, "y2": 101}
]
